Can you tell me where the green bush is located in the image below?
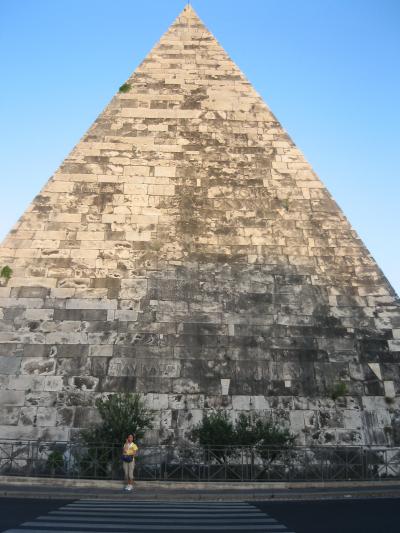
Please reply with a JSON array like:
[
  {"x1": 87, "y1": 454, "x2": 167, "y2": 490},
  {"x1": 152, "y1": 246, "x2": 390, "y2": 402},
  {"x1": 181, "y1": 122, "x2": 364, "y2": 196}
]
[
  {"x1": 189, "y1": 410, "x2": 295, "y2": 464},
  {"x1": 234, "y1": 412, "x2": 260, "y2": 446},
  {"x1": 81, "y1": 392, "x2": 154, "y2": 446},
  {"x1": 46, "y1": 450, "x2": 64, "y2": 475},
  {"x1": 252, "y1": 415, "x2": 295, "y2": 464},
  {"x1": 234, "y1": 412, "x2": 295, "y2": 463},
  {"x1": 189, "y1": 411, "x2": 236, "y2": 463},
  {"x1": 79, "y1": 393, "x2": 154, "y2": 477}
]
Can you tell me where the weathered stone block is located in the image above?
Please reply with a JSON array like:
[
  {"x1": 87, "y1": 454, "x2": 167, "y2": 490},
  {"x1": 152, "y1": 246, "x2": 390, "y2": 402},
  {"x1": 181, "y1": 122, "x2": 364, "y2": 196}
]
[
  {"x1": 43, "y1": 376, "x2": 64, "y2": 392},
  {"x1": 65, "y1": 299, "x2": 117, "y2": 310},
  {"x1": 25, "y1": 391, "x2": 57, "y2": 407},
  {"x1": 68, "y1": 376, "x2": 99, "y2": 391},
  {"x1": 11, "y1": 287, "x2": 49, "y2": 299},
  {"x1": 232, "y1": 396, "x2": 252, "y2": 411},
  {"x1": 0, "y1": 356, "x2": 21, "y2": 374},
  {"x1": 20, "y1": 357, "x2": 56, "y2": 375},
  {"x1": 54, "y1": 309, "x2": 108, "y2": 321},
  {"x1": 56, "y1": 407, "x2": 74, "y2": 427},
  {"x1": 18, "y1": 406, "x2": 37, "y2": 426},
  {"x1": 0, "y1": 391, "x2": 25, "y2": 406},
  {"x1": 88, "y1": 345, "x2": 113, "y2": 357},
  {"x1": 36, "y1": 407, "x2": 57, "y2": 427},
  {"x1": 384, "y1": 380, "x2": 396, "y2": 398},
  {"x1": 0, "y1": 407, "x2": 20, "y2": 425}
]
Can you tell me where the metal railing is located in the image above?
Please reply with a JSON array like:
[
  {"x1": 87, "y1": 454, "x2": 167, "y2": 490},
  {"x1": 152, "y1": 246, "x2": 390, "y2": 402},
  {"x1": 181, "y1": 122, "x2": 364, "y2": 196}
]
[{"x1": 0, "y1": 440, "x2": 399, "y2": 482}]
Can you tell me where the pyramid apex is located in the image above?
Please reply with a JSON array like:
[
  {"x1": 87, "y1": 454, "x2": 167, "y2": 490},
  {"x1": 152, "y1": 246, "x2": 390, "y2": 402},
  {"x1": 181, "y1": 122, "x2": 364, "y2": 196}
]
[
  {"x1": 166, "y1": 3, "x2": 208, "y2": 36},
  {"x1": 183, "y1": 3, "x2": 197, "y2": 13},
  {"x1": 178, "y1": 3, "x2": 202, "y2": 21}
]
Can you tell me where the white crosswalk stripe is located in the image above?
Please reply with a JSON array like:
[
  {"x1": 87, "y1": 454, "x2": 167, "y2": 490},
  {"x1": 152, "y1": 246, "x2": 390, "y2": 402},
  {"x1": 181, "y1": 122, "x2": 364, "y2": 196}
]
[{"x1": 3, "y1": 499, "x2": 296, "y2": 532}]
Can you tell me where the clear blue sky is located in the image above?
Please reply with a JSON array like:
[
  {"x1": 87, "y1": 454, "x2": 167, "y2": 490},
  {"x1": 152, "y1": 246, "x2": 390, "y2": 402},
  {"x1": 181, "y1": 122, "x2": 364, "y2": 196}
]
[{"x1": 0, "y1": 0, "x2": 399, "y2": 294}]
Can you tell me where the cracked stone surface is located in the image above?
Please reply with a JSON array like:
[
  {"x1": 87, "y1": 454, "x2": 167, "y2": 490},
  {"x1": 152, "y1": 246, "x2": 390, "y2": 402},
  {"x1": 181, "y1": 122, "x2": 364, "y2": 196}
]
[{"x1": 0, "y1": 5, "x2": 399, "y2": 445}]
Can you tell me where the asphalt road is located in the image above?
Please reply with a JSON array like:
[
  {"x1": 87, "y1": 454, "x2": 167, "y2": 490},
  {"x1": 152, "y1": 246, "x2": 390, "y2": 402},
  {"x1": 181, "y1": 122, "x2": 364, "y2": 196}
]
[
  {"x1": 0, "y1": 498, "x2": 73, "y2": 532},
  {"x1": 255, "y1": 498, "x2": 400, "y2": 533},
  {"x1": 0, "y1": 497, "x2": 398, "y2": 532}
]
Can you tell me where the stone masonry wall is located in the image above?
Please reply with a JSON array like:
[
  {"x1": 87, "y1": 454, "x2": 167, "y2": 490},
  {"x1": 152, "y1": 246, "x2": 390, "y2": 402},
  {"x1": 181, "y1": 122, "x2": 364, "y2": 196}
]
[{"x1": 0, "y1": 6, "x2": 399, "y2": 446}]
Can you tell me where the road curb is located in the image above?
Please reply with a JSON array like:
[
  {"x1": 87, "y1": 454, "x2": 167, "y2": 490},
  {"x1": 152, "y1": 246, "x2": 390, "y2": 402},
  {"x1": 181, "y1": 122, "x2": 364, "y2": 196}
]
[
  {"x1": 1, "y1": 475, "x2": 400, "y2": 491},
  {"x1": 1, "y1": 482, "x2": 400, "y2": 502},
  {"x1": 2, "y1": 489, "x2": 400, "y2": 502}
]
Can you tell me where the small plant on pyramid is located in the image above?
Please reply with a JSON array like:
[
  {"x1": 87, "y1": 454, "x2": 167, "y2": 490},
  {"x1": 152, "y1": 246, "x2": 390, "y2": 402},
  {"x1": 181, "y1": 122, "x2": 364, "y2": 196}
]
[
  {"x1": 331, "y1": 381, "x2": 347, "y2": 401},
  {"x1": 385, "y1": 396, "x2": 395, "y2": 405},
  {"x1": 119, "y1": 83, "x2": 131, "y2": 93},
  {"x1": 149, "y1": 239, "x2": 162, "y2": 251},
  {"x1": 0, "y1": 265, "x2": 12, "y2": 281}
]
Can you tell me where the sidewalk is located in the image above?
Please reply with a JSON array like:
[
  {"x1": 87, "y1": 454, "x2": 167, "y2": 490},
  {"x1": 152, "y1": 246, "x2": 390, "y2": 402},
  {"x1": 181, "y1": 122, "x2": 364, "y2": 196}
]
[{"x1": 1, "y1": 476, "x2": 400, "y2": 501}]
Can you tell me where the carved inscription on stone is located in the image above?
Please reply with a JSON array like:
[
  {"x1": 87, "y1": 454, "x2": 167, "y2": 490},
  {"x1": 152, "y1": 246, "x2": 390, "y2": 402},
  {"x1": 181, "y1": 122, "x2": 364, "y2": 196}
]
[{"x1": 108, "y1": 359, "x2": 181, "y2": 378}]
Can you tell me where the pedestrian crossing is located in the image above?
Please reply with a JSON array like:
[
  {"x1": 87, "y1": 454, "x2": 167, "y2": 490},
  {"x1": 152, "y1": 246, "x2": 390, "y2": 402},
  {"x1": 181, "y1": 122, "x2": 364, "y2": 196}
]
[{"x1": 4, "y1": 499, "x2": 295, "y2": 532}]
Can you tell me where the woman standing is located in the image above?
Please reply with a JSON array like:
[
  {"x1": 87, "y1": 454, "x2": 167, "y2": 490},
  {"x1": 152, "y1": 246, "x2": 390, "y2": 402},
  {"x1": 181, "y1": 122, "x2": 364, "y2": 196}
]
[{"x1": 121, "y1": 433, "x2": 138, "y2": 491}]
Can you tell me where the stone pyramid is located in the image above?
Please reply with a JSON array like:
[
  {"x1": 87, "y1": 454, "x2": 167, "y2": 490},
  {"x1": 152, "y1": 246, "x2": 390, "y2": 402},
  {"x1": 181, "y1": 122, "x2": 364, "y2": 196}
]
[{"x1": 0, "y1": 5, "x2": 399, "y2": 446}]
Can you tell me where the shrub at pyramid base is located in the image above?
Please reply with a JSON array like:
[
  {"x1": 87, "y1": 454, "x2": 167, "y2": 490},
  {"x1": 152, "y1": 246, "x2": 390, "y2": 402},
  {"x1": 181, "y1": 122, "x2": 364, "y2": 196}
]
[{"x1": 0, "y1": 5, "x2": 399, "y2": 446}]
